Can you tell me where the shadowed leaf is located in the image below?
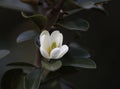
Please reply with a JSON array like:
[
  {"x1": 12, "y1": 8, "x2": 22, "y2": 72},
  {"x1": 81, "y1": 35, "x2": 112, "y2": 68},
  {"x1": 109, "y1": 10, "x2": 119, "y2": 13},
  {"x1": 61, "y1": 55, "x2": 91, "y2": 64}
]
[
  {"x1": 41, "y1": 60, "x2": 62, "y2": 71},
  {"x1": 1, "y1": 69, "x2": 24, "y2": 89},
  {"x1": 25, "y1": 69, "x2": 42, "y2": 89},
  {"x1": 7, "y1": 62, "x2": 36, "y2": 68},
  {"x1": 57, "y1": 13, "x2": 89, "y2": 31},
  {"x1": 62, "y1": 57, "x2": 96, "y2": 69},
  {"x1": 69, "y1": 42, "x2": 91, "y2": 58},
  {"x1": 22, "y1": 12, "x2": 48, "y2": 29}
]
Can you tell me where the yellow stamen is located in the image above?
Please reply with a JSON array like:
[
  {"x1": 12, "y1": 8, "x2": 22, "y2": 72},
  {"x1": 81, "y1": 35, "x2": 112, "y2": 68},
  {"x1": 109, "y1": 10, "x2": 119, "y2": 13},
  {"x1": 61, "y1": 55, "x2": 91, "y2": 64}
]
[{"x1": 47, "y1": 42, "x2": 57, "y2": 55}]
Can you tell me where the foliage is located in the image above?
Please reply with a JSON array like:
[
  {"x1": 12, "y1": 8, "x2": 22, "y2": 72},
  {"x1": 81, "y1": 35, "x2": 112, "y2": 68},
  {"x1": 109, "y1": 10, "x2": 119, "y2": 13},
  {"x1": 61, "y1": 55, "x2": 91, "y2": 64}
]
[{"x1": 0, "y1": 0, "x2": 110, "y2": 89}]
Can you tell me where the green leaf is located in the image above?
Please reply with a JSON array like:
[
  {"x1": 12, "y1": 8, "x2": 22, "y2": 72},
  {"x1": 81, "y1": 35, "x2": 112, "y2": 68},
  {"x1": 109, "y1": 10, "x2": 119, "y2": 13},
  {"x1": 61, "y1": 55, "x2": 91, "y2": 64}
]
[
  {"x1": 0, "y1": 50, "x2": 10, "y2": 59},
  {"x1": 16, "y1": 30, "x2": 38, "y2": 43},
  {"x1": 41, "y1": 60, "x2": 62, "y2": 71},
  {"x1": 62, "y1": 57, "x2": 96, "y2": 69},
  {"x1": 21, "y1": 12, "x2": 48, "y2": 29},
  {"x1": 25, "y1": 69, "x2": 42, "y2": 89},
  {"x1": 69, "y1": 42, "x2": 90, "y2": 58},
  {"x1": 0, "y1": 0, "x2": 35, "y2": 12},
  {"x1": 7, "y1": 62, "x2": 36, "y2": 68},
  {"x1": 57, "y1": 13, "x2": 89, "y2": 31},
  {"x1": 62, "y1": 42, "x2": 96, "y2": 68}
]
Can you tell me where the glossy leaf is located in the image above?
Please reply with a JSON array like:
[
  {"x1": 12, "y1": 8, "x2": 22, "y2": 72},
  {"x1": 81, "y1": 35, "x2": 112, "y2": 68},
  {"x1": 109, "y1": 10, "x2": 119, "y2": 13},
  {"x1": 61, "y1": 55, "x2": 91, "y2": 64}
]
[
  {"x1": 57, "y1": 13, "x2": 89, "y2": 31},
  {"x1": 0, "y1": 0, "x2": 35, "y2": 12},
  {"x1": 22, "y1": 12, "x2": 48, "y2": 29},
  {"x1": 25, "y1": 69, "x2": 42, "y2": 89},
  {"x1": 41, "y1": 60, "x2": 62, "y2": 71},
  {"x1": 7, "y1": 62, "x2": 36, "y2": 68},
  {"x1": 0, "y1": 50, "x2": 10, "y2": 59},
  {"x1": 69, "y1": 42, "x2": 90, "y2": 58},
  {"x1": 16, "y1": 30, "x2": 38, "y2": 43}
]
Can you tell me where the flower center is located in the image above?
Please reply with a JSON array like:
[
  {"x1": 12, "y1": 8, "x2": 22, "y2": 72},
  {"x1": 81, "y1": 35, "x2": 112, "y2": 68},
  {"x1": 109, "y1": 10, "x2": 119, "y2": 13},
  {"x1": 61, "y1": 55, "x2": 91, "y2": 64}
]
[{"x1": 48, "y1": 42, "x2": 57, "y2": 55}]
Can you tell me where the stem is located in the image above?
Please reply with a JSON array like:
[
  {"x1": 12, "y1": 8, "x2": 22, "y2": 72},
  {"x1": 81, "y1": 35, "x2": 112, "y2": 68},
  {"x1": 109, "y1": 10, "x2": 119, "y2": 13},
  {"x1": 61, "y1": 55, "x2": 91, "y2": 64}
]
[
  {"x1": 40, "y1": 68, "x2": 50, "y2": 81},
  {"x1": 34, "y1": 49, "x2": 42, "y2": 67},
  {"x1": 44, "y1": 0, "x2": 64, "y2": 30}
]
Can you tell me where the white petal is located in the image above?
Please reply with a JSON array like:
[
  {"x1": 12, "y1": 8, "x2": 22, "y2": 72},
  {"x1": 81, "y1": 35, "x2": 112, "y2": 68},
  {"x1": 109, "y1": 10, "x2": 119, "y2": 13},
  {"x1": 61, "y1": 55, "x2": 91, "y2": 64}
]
[
  {"x1": 51, "y1": 30, "x2": 63, "y2": 47},
  {"x1": 57, "y1": 45, "x2": 69, "y2": 59},
  {"x1": 40, "y1": 47, "x2": 50, "y2": 59},
  {"x1": 50, "y1": 48, "x2": 61, "y2": 59},
  {"x1": 40, "y1": 35, "x2": 51, "y2": 50},
  {"x1": 40, "y1": 30, "x2": 50, "y2": 38}
]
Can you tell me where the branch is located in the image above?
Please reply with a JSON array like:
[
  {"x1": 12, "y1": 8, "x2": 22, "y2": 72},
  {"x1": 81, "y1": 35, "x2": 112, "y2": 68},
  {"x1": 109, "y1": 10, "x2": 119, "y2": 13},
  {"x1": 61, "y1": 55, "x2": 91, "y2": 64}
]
[{"x1": 44, "y1": 0, "x2": 64, "y2": 30}]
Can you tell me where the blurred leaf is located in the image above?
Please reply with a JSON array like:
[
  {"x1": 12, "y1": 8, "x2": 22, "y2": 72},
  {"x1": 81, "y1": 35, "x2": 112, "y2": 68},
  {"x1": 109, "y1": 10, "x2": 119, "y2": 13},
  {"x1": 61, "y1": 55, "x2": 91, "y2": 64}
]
[
  {"x1": 0, "y1": 0, "x2": 35, "y2": 12},
  {"x1": 41, "y1": 60, "x2": 62, "y2": 71},
  {"x1": 21, "y1": 0, "x2": 39, "y2": 5},
  {"x1": 0, "y1": 50, "x2": 10, "y2": 59},
  {"x1": 63, "y1": 0, "x2": 108, "y2": 11},
  {"x1": 22, "y1": 12, "x2": 48, "y2": 29},
  {"x1": 16, "y1": 30, "x2": 38, "y2": 43},
  {"x1": 57, "y1": 13, "x2": 89, "y2": 31},
  {"x1": 7, "y1": 62, "x2": 36, "y2": 68},
  {"x1": 73, "y1": 0, "x2": 109, "y2": 9},
  {"x1": 25, "y1": 69, "x2": 42, "y2": 89},
  {"x1": 74, "y1": 0, "x2": 109, "y2": 4},
  {"x1": 1, "y1": 69, "x2": 24, "y2": 89},
  {"x1": 62, "y1": 57, "x2": 96, "y2": 69},
  {"x1": 69, "y1": 42, "x2": 91, "y2": 58},
  {"x1": 63, "y1": 0, "x2": 80, "y2": 11},
  {"x1": 77, "y1": 1, "x2": 96, "y2": 9}
]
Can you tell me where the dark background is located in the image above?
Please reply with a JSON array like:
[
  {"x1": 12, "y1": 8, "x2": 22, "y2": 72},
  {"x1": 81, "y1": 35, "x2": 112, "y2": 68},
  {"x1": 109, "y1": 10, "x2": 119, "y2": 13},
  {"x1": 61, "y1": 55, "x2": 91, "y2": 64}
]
[{"x1": 0, "y1": 0, "x2": 120, "y2": 89}]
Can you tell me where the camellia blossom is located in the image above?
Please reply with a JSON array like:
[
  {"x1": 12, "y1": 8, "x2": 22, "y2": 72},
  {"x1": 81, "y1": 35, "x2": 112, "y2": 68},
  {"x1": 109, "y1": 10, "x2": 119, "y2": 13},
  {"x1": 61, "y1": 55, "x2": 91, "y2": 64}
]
[{"x1": 40, "y1": 30, "x2": 69, "y2": 60}]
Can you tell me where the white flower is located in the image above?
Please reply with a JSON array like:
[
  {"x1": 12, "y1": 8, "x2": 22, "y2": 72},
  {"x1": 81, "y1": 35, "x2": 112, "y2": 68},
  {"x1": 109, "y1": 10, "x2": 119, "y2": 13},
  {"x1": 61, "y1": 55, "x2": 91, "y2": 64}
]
[{"x1": 40, "y1": 30, "x2": 69, "y2": 60}]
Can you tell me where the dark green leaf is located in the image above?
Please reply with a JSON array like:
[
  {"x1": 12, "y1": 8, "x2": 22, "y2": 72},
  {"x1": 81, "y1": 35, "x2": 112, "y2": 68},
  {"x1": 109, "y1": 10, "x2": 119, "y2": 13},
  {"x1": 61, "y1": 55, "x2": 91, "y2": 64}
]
[
  {"x1": 16, "y1": 30, "x2": 38, "y2": 43},
  {"x1": 57, "y1": 13, "x2": 89, "y2": 31},
  {"x1": 41, "y1": 60, "x2": 62, "y2": 71},
  {"x1": 0, "y1": 50, "x2": 10, "y2": 59},
  {"x1": 62, "y1": 42, "x2": 96, "y2": 69},
  {"x1": 22, "y1": 12, "x2": 48, "y2": 29},
  {"x1": 25, "y1": 69, "x2": 42, "y2": 89},
  {"x1": 7, "y1": 62, "x2": 36, "y2": 68},
  {"x1": 0, "y1": 0, "x2": 35, "y2": 12},
  {"x1": 69, "y1": 42, "x2": 90, "y2": 58},
  {"x1": 62, "y1": 57, "x2": 96, "y2": 69}
]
